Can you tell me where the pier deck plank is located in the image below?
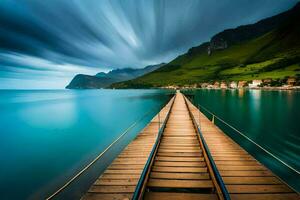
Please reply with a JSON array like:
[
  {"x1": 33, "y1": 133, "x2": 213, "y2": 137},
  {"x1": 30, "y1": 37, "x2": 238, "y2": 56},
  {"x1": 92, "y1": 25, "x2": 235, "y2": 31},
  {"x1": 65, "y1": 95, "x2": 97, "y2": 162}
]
[{"x1": 144, "y1": 92, "x2": 219, "y2": 199}]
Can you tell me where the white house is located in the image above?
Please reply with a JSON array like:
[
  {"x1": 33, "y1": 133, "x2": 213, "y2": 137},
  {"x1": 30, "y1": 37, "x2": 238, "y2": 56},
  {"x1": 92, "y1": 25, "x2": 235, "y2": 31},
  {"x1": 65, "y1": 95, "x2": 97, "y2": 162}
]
[
  {"x1": 249, "y1": 80, "x2": 262, "y2": 88},
  {"x1": 230, "y1": 81, "x2": 237, "y2": 89}
]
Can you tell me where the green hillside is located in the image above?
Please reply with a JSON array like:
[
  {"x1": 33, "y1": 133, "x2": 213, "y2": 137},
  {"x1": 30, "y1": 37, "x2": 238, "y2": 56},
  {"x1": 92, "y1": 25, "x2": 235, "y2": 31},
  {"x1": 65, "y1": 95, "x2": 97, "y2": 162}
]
[{"x1": 112, "y1": 3, "x2": 300, "y2": 88}]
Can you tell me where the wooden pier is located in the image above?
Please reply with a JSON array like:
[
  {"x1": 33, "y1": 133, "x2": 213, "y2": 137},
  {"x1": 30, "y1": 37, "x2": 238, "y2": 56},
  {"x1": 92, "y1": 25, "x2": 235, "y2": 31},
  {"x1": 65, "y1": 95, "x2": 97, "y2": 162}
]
[
  {"x1": 143, "y1": 92, "x2": 223, "y2": 200},
  {"x1": 82, "y1": 91, "x2": 299, "y2": 200}
]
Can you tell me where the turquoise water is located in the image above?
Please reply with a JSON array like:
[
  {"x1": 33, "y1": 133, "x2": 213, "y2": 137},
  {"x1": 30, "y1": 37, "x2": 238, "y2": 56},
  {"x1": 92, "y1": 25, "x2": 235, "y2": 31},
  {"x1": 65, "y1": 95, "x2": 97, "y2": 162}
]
[
  {"x1": 183, "y1": 89, "x2": 300, "y2": 192},
  {"x1": 0, "y1": 89, "x2": 172, "y2": 199}
]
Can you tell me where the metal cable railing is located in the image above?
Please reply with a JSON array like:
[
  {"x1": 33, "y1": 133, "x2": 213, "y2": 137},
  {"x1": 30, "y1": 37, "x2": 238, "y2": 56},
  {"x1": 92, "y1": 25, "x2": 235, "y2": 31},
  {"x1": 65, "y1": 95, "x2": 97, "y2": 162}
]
[
  {"x1": 46, "y1": 98, "x2": 173, "y2": 200},
  {"x1": 195, "y1": 103, "x2": 300, "y2": 176}
]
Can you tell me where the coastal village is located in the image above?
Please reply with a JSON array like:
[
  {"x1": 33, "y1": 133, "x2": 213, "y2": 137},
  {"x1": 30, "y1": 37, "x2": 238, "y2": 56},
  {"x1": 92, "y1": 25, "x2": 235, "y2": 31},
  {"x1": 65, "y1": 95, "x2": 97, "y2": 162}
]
[
  {"x1": 164, "y1": 37, "x2": 300, "y2": 90},
  {"x1": 164, "y1": 77, "x2": 300, "y2": 90}
]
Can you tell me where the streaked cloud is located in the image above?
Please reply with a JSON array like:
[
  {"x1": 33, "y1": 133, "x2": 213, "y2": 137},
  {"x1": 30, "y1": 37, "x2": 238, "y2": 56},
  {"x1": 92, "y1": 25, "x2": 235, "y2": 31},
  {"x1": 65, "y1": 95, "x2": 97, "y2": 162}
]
[{"x1": 0, "y1": 0, "x2": 297, "y2": 88}]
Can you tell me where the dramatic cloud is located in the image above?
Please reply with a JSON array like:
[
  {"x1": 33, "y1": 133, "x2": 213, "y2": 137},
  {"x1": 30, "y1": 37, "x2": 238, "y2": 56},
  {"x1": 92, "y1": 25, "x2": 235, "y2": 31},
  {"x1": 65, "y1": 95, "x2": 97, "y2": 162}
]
[{"x1": 0, "y1": 0, "x2": 297, "y2": 88}]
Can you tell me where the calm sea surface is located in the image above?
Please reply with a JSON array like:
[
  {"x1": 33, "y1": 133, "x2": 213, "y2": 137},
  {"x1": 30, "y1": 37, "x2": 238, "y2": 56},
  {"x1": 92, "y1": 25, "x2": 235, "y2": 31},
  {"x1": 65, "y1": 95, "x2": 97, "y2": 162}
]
[
  {"x1": 184, "y1": 89, "x2": 300, "y2": 192},
  {"x1": 0, "y1": 89, "x2": 172, "y2": 199}
]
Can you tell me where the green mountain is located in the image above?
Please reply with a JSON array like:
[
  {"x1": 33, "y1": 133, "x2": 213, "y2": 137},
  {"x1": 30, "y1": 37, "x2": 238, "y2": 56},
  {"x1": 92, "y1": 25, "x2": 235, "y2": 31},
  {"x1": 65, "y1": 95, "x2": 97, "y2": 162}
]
[
  {"x1": 112, "y1": 3, "x2": 300, "y2": 88},
  {"x1": 66, "y1": 63, "x2": 165, "y2": 89}
]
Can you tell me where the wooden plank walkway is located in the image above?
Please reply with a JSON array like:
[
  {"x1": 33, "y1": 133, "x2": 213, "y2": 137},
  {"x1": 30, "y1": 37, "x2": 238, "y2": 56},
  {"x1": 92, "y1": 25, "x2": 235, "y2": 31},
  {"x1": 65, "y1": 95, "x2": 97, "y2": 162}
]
[
  {"x1": 81, "y1": 91, "x2": 299, "y2": 200},
  {"x1": 144, "y1": 92, "x2": 222, "y2": 200},
  {"x1": 82, "y1": 97, "x2": 174, "y2": 200},
  {"x1": 185, "y1": 96, "x2": 300, "y2": 200}
]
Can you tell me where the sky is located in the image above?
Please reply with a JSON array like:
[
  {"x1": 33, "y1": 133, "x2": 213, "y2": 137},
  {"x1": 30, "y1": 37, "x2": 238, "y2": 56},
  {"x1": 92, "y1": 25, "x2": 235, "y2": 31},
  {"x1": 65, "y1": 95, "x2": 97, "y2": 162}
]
[{"x1": 0, "y1": 0, "x2": 298, "y2": 89}]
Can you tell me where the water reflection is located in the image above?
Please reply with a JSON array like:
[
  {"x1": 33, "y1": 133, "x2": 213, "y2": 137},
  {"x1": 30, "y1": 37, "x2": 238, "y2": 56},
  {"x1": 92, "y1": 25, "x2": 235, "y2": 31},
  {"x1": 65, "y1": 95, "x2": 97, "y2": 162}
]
[
  {"x1": 19, "y1": 99, "x2": 78, "y2": 129},
  {"x1": 221, "y1": 89, "x2": 226, "y2": 97},
  {"x1": 238, "y1": 89, "x2": 244, "y2": 98},
  {"x1": 286, "y1": 90, "x2": 293, "y2": 108},
  {"x1": 249, "y1": 89, "x2": 261, "y2": 100},
  {"x1": 249, "y1": 89, "x2": 261, "y2": 111}
]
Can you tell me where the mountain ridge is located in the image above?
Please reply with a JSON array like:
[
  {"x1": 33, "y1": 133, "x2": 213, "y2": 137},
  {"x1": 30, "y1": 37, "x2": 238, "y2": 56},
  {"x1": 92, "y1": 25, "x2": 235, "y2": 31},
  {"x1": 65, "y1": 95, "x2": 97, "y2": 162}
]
[{"x1": 66, "y1": 63, "x2": 165, "y2": 89}]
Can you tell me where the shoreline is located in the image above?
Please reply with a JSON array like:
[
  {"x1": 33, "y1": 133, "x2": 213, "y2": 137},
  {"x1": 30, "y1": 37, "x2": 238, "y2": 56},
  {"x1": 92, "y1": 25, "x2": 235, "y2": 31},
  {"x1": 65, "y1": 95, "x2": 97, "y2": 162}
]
[{"x1": 163, "y1": 86, "x2": 300, "y2": 91}]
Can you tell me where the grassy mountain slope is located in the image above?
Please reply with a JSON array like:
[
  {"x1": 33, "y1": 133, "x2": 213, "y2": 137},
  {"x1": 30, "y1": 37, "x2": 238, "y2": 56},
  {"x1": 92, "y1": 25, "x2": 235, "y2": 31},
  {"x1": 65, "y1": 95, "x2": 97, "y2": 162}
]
[{"x1": 112, "y1": 3, "x2": 300, "y2": 88}]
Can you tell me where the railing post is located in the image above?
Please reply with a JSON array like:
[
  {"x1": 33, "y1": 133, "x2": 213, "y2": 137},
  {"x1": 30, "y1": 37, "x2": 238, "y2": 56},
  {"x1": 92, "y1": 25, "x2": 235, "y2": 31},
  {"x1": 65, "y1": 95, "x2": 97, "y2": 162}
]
[
  {"x1": 158, "y1": 111, "x2": 161, "y2": 132},
  {"x1": 198, "y1": 104, "x2": 201, "y2": 128}
]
